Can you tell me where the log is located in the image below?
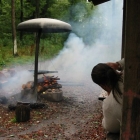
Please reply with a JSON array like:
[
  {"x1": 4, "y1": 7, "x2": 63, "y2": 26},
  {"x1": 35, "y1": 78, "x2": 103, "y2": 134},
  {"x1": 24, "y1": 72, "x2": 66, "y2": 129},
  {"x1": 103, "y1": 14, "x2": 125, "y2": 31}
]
[
  {"x1": 15, "y1": 104, "x2": 30, "y2": 122},
  {"x1": 26, "y1": 81, "x2": 34, "y2": 88},
  {"x1": 37, "y1": 76, "x2": 60, "y2": 83},
  {"x1": 22, "y1": 81, "x2": 34, "y2": 89}
]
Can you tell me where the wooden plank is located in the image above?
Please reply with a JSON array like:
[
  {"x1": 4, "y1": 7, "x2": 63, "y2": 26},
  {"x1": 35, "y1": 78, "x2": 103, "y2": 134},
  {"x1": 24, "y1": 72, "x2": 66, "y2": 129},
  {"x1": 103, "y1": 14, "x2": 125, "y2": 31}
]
[
  {"x1": 121, "y1": 0, "x2": 126, "y2": 58},
  {"x1": 120, "y1": 0, "x2": 140, "y2": 139}
]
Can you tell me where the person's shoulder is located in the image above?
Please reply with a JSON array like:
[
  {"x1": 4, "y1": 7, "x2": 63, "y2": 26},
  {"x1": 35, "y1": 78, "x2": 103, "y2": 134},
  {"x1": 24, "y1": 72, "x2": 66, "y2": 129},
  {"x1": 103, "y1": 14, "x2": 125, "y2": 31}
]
[{"x1": 103, "y1": 93, "x2": 114, "y2": 108}]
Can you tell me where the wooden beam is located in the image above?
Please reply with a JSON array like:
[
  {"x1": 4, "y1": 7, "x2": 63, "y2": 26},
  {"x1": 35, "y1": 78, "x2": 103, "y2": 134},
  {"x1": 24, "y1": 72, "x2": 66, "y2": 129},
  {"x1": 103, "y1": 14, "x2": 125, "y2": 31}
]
[
  {"x1": 121, "y1": 0, "x2": 126, "y2": 58},
  {"x1": 121, "y1": 0, "x2": 140, "y2": 139}
]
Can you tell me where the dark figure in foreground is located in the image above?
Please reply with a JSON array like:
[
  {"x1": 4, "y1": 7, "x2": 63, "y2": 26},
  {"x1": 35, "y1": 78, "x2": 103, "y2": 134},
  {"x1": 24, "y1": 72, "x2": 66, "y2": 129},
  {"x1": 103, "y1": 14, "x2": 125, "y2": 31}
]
[{"x1": 91, "y1": 58, "x2": 124, "y2": 133}]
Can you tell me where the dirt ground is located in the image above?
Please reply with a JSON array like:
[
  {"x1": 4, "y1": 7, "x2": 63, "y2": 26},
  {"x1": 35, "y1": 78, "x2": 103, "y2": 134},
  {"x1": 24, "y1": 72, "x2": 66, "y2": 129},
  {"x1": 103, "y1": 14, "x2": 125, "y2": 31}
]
[{"x1": 0, "y1": 64, "x2": 107, "y2": 140}]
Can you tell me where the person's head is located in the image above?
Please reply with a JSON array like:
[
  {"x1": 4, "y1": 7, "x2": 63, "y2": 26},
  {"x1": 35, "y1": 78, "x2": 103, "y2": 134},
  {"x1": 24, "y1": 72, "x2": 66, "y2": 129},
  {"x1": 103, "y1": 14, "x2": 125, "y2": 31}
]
[{"x1": 91, "y1": 63, "x2": 122, "y2": 102}]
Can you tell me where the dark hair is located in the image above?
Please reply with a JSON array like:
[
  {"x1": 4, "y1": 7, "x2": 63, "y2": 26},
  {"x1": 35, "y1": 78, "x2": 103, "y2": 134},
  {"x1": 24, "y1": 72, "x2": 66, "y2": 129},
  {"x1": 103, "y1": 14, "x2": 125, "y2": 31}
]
[{"x1": 91, "y1": 63, "x2": 122, "y2": 103}]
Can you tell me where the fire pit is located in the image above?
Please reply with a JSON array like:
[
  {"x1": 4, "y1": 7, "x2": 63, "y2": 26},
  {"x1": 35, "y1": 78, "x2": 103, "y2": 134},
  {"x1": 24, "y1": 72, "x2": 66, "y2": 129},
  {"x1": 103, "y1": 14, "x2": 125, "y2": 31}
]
[{"x1": 21, "y1": 73, "x2": 63, "y2": 102}]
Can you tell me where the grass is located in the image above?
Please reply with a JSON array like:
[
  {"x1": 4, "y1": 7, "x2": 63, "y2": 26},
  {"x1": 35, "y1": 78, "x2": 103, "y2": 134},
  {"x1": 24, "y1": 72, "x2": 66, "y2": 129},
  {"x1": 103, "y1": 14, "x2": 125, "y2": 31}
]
[
  {"x1": 0, "y1": 55, "x2": 34, "y2": 70},
  {"x1": 10, "y1": 117, "x2": 17, "y2": 123},
  {"x1": 0, "y1": 40, "x2": 64, "y2": 70},
  {"x1": 0, "y1": 33, "x2": 68, "y2": 70}
]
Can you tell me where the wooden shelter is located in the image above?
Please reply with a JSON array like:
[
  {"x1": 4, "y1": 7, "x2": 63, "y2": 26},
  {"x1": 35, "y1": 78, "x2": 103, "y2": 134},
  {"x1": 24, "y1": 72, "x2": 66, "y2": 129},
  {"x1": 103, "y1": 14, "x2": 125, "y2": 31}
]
[{"x1": 89, "y1": 0, "x2": 140, "y2": 139}]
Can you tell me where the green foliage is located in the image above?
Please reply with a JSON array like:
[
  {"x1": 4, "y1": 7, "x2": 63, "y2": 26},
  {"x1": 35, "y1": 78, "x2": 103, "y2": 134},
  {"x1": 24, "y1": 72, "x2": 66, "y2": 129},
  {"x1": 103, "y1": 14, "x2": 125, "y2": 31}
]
[
  {"x1": 0, "y1": 1, "x2": 11, "y2": 39},
  {"x1": 1, "y1": 38, "x2": 13, "y2": 47},
  {"x1": 0, "y1": 35, "x2": 67, "y2": 69},
  {"x1": 0, "y1": 45, "x2": 12, "y2": 67},
  {"x1": 10, "y1": 117, "x2": 17, "y2": 123},
  {"x1": 47, "y1": 0, "x2": 70, "y2": 19},
  {"x1": 23, "y1": 0, "x2": 35, "y2": 18},
  {"x1": 0, "y1": 0, "x2": 96, "y2": 69}
]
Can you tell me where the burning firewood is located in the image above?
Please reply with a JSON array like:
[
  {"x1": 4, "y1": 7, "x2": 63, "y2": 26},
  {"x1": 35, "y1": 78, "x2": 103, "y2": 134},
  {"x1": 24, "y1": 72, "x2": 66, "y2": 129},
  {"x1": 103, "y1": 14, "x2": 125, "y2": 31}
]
[
  {"x1": 37, "y1": 85, "x2": 43, "y2": 92},
  {"x1": 22, "y1": 84, "x2": 26, "y2": 89},
  {"x1": 26, "y1": 81, "x2": 34, "y2": 88},
  {"x1": 22, "y1": 75, "x2": 62, "y2": 91},
  {"x1": 21, "y1": 74, "x2": 62, "y2": 102},
  {"x1": 22, "y1": 81, "x2": 34, "y2": 89},
  {"x1": 37, "y1": 76, "x2": 60, "y2": 83}
]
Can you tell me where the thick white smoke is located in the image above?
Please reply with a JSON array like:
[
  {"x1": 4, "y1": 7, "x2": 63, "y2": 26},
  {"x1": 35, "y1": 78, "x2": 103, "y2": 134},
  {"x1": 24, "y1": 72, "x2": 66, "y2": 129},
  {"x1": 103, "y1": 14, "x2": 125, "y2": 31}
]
[
  {"x1": 0, "y1": 0, "x2": 123, "y2": 100},
  {"x1": 46, "y1": 0, "x2": 123, "y2": 83}
]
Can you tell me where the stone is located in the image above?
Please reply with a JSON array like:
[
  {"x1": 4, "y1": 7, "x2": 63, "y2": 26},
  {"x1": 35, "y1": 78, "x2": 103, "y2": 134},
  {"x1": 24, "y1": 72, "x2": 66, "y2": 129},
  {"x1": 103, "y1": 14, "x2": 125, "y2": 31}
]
[{"x1": 40, "y1": 89, "x2": 63, "y2": 102}]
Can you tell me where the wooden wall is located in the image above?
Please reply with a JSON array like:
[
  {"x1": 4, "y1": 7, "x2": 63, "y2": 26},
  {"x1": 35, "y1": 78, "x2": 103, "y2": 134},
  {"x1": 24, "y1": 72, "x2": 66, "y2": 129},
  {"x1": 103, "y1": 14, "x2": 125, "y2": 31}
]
[{"x1": 121, "y1": 0, "x2": 140, "y2": 139}]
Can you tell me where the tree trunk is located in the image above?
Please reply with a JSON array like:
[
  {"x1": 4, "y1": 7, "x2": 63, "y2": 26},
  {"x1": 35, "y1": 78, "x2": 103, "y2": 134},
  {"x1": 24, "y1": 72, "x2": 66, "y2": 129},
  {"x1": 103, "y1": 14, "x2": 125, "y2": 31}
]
[
  {"x1": 20, "y1": 0, "x2": 23, "y2": 40},
  {"x1": 35, "y1": 0, "x2": 40, "y2": 18},
  {"x1": 11, "y1": 0, "x2": 18, "y2": 56}
]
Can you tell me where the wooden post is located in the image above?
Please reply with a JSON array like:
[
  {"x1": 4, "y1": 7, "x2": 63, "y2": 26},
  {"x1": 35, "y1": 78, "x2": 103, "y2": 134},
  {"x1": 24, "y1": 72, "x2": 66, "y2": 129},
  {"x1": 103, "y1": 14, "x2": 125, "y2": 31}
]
[
  {"x1": 121, "y1": 0, "x2": 126, "y2": 58},
  {"x1": 120, "y1": 0, "x2": 140, "y2": 139}
]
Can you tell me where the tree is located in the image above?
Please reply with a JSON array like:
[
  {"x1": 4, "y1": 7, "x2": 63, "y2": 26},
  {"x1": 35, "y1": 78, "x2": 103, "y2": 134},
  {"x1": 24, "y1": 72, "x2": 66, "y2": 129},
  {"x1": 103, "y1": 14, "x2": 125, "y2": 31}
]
[
  {"x1": 35, "y1": 0, "x2": 40, "y2": 18},
  {"x1": 0, "y1": 0, "x2": 94, "y2": 48},
  {"x1": 20, "y1": 0, "x2": 23, "y2": 40},
  {"x1": 11, "y1": 0, "x2": 18, "y2": 56}
]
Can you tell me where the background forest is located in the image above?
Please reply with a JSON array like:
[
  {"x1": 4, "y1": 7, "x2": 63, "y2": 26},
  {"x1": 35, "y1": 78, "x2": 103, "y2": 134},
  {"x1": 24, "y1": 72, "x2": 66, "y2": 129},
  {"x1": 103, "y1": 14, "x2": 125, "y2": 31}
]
[{"x1": 0, "y1": 0, "x2": 99, "y2": 68}]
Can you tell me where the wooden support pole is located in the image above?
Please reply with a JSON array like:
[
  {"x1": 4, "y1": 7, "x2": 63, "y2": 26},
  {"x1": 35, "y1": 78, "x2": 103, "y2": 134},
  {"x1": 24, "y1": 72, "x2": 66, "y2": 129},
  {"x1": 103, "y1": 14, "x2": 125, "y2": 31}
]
[
  {"x1": 121, "y1": 0, "x2": 126, "y2": 58},
  {"x1": 120, "y1": 0, "x2": 140, "y2": 139}
]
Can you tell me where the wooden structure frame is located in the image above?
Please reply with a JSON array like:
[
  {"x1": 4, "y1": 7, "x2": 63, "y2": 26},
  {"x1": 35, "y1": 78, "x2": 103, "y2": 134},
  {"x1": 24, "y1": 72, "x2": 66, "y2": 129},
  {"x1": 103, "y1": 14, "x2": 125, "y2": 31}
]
[
  {"x1": 90, "y1": 0, "x2": 140, "y2": 139},
  {"x1": 120, "y1": 0, "x2": 140, "y2": 139},
  {"x1": 88, "y1": 0, "x2": 110, "y2": 5}
]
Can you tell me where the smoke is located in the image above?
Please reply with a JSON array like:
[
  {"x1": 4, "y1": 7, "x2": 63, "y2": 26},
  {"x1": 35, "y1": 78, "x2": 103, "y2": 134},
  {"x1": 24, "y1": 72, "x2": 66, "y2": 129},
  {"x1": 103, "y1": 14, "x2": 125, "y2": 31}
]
[
  {"x1": 0, "y1": 0, "x2": 123, "y2": 101},
  {"x1": 0, "y1": 69, "x2": 33, "y2": 97},
  {"x1": 46, "y1": 0, "x2": 123, "y2": 83}
]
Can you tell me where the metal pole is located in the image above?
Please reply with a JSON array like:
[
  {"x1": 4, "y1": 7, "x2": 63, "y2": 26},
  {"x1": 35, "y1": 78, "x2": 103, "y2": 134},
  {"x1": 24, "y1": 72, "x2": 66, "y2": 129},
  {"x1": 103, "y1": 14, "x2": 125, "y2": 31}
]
[{"x1": 34, "y1": 29, "x2": 42, "y2": 101}]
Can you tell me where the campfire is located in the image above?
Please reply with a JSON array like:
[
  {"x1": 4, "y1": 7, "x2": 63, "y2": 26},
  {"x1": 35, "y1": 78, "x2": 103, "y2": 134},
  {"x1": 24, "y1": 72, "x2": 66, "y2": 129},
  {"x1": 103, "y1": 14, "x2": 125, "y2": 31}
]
[
  {"x1": 21, "y1": 73, "x2": 63, "y2": 102},
  {"x1": 0, "y1": 68, "x2": 63, "y2": 105},
  {"x1": 22, "y1": 75, "x2": 62, "y2": 93}
]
